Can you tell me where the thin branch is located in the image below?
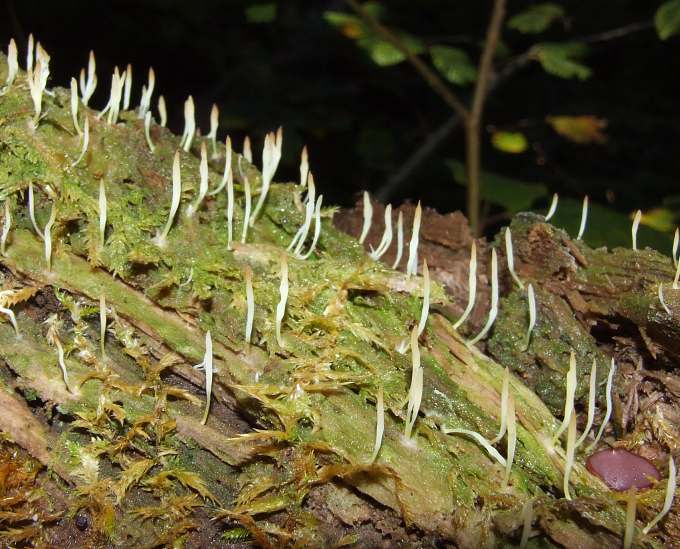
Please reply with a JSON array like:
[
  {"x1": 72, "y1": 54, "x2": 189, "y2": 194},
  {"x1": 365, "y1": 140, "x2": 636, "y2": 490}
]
[
  {"x1": 346, "y1": 0, "x2": 469, "y2": 120},
  {"x1": 466, "y1": 0, "x2": 507, "y2": 236}
]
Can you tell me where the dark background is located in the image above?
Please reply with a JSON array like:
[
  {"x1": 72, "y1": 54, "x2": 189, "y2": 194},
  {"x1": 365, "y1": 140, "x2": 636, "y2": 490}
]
[{"x1": 2, "y1": 0, "x2": 679, "y2": 240}]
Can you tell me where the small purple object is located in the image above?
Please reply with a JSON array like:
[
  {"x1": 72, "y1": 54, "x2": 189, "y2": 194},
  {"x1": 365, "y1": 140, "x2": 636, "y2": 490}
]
[{"x1": 586, "y1": 448, "x2": 661, "y2": 491}]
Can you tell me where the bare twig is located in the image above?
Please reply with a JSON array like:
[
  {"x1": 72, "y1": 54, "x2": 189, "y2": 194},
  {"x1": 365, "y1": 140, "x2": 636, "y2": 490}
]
[
  {"x1": 346, "y1": 0, "x2": 469, "y2": 120},
  {"x1": 466, "y1": 0, "x2": 506, "y2": 236}
]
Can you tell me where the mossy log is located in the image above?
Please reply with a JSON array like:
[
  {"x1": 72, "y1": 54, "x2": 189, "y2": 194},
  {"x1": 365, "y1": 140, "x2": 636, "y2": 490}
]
[{"x1": 0, "y1": 53, "x2": 673, "y2": 548}]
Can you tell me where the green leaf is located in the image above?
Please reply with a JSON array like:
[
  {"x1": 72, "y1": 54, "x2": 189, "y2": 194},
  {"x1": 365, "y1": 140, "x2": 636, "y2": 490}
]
[
  {"x1": 508, "y1": 4, "x2": 565, "y2": 34},
  {"x1": 245, "y1": 3, "x2": 277, "y2": 24},
  {"x1": 534, "y1": 42, "x2": 591, "y2": 80},
  {"x1": 358, "y1": 34, "x2": 423, "y2": 66},
  {"x1": 491, "y1": 131, "x2": 528, "y2": 154},
  {"x1": 446, "y1": 160, "x2": 547, "y2": 213},
  {"x1": 430, "y1": 46, "x2": 477, "y2": 86},
  {"x1": 656, "y1": 0, "x2": 680, "y2": 40}
]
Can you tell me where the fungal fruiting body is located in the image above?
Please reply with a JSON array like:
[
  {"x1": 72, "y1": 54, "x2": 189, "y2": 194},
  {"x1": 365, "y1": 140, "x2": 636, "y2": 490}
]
[
  {"x1": 154, "y1": 151, "x2": 182, "y2": 248},
  {"x1": 358, "y1": 191, "x2": 372, "y2": 245},
  {"x1": 2, "y1": 39, "x2": 18, "y2": 92},
  {"x1": 79, "y1": 51, "x2": 97, "y2": 106},
  {"x1": 524, "y1": 284, "x2": 536, "y2": 350},
  {"x1": 98, "y1": 66, "x2": 125, "y2": 125},
  {"x1": 144, "y1": 112, "x2": 155, "y2": 152},
  {"x1": 46, "y1": 317, "x2": 69, "y2": 390},
  {"x1": 244, "y1": 266, "x2": 254, "y2": 344},
  {"x1": 27, "y1": 43, "x2": 50, "y2": 124},
  {"x1": 186, "y1": 142, "x2": 209, "y2": 218},
  {"x1": 288, "y1": 173, "x2": 315, "y2": 255},
  {"x1": 122, "y1": 64, "x2": 132, "y2": 111},
  {"x1": 194, "y1": 331, "x2": 213, "y2": 425},
  {"x1": 1, "y1": 200, "x2": 11, "y2": 256},
  {"x1": 208, "y1": 136, "x2": 233, "y2": 196},
  {"x1": 553, "y1": 351, "x2": 577, "y2": 443},
  {"x1": 275, "y1": 254, "x2": 288, "y2": 348},
  {"x1": 138, "y1": 67, "x2": 155, "y2": 119},
  {"x1": 642, "y1": 456, "x2": 676, "y2": 534},
  {"x1": 406, "y1": 202, "x2": 422, "y2": 277},
  {"x1": 369, "y1": 204, "x2": 393, "y2": 261},
  {"x1": 574, "y1": 359, "x2": 597, "y2": 448},
  {"x1": 491, "y1": 367, "x2": 509, "y2": 444},
  {"x1": 674, "y1": 256, "x2": 680, "y2": 290},
  {"x1": 505, "y1": 227, "x2": 523, "y2": 289},
  {"x1": 300, "y1": 146, "x2": 309, "y2": 188},
  {"x1": 519, "y1": 499, "x2": 533, "y2": 549},
  {"x1": 563, "y1": 412, "x2": 577, "y2": 500},
  {"x1": 72, "y1": 116, "x2": 90, "y2": 167},
  {"x1": 586, "y1": 358, "x2": 615, "y2": 452},
  {"x1": 392, "y1": 211, "x2": 404, "y2": 269},
  {"x1": 576, "y1": 195, "x2": 588, "y2": 240},
  {"x1": 623, "y1": 489, "x2": 637, "y2": 549},
  {"x1": 453, "y1": 241, "x2": 477, "y2": 330},
  {"x1": 98, "y1": 179, "x2": 107, "y2": 247},
  {"x1": 370, "y1": 386, "x2": 384, "y2": 463},
  {"x1": 208, "y1": 103, "x2": 219, "y2": 157},
  {"x1": 659, "y1": 283, "x2": 671, "y2": 315},
  {"x1": 44, "y1": 202, "x2": 57, "y2": 270},
  {"x1": 300, "y1": 195, "x2": 323, "y2": 259},
  {"x1": 158, "y1": 95, "x2": 167, "y2": 127},
  {"x1": 444, "y1": 427, "x2": 506, "y2": 467},
  {"x1": 250, "y1": 127, "x2": 283, "y2": 226},
  {"x1": 99, "y1": 294, "x2": 106, "y2": 359},
  {"x1": 180, "y1": 96, "x2": 196, "y2": 152},
  {"x1": 70, "y1": 77, "x2": 81, "y2": 135},
  {"x1": 673, "y1": 228, "x2": 679, "y2": 267},
  {"x1": 631, "y1": 209, "x2": 642, "y2": 251},
  {"x1": 28, "y1": 182, "x2": 44, "y2": 239},
  {"x1": 417, "y1": 260, "x2": 430, "y2": 336},
  {"x1": 0, "y1": 294, "x2": 19, "y2": 336},
  {"x1": 404, "y1": 326, "x2": 423, "y2": 439},
  {"x1": 243, "y1": 136, "x2": 253, "y2": 163},
  {"x1": 503, "y1": 392, "x2": 516, "y2": 486},
  {"x1": 241, "y1": 175, "x2": 251, "y2": 244},
  {"x1": 468, "y1": 248, "x2": 498, "y2": 345},
  {"x1": 545, "y1": 193, "x2": 558, "y2": 221}
]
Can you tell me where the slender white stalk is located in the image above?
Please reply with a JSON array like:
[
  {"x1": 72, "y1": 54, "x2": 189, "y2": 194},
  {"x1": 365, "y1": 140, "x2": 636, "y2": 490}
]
[
  {"x1": 417, "y1": 260, "x2": 430, "y2": 336},
  {"x1": 98, "y1": 179, "x2": 107, "y2": 247},
  {"x1": 405, "y1": 326, "x2": 423, "y2": 439},
  {"x1": 623, "y1": 489, "x2": 637, "y2": 549},
  {"x1": 406, "y1": 202, "x2": 422, "y2": 277},
  {"x1": 575, "y1": 359, "x2": 597, "y2": 448},
  {"x1": 28, "y1": 54, "x2": 49, "y2": 124},
  {"x1": 444, "y1": 428, "x2": 506, "y2": 467},
  {"x1": 154, "y1": 151, "x2": 182, "y2": 248},
  {"x1": 28, "y1": 182, "x2": 44, "y2": 239},
  {"x1": 144, "y1": 111, "x2": 155, "y2": 152},
  {"x1": 370, "y1": 386, "x2": 384, "y2": 463},
  {"x1": 99, "y1": 294, "x2": 106, "y2": 359},
  {"x1": 138, "y1": 67, "x2": 155, "y2": 118},
  {"x1": 673, "y1": 228, "x2": 679, "y2": 268},
  {"x1": 576, "y1": 195, "x2": 588, "y2": 240},
  {"x1": 123, "y1": 64, "x2": 132, "y2": 110},
  {"x1": 290, "y1": 174, "x2": 316, "y2": 254},
  {"x1": 44, "y1": 201, "x2": 57, "y2": 270},
  {"x1": 72, "y1": 116, "x2": 90, "y2": 167},
  {"x1": 300, "y1": 146, "x2": 309, "y2": 188},
  {"x1": 300, "y1": 195, "x2": 323, "y2": 259},
  {"x1": 243, "y1": 136, "x2": 252, "y2": 163},
  {"x1": 80, "y1": 50, "x2": 97, "y2": 107},
  {"x1": 369, "y1": 204, "x2": 393, "y2": 260},
  {"x1": 358, "y1": 191, "x2": 373, "y2": 245},
  {"x1": 98, "y1": 66, "x2": 125, "y2": 125},
  {"x1": 250, "y1": 127, "x2": 283, "y2": 226},
  {"x1": 631, "y1": 210, "x2": 642, "y2": 251},
  {"x1": 524, "y1": 284, "x2": 536, "y2": 350},
  {"x1": 563, "y1": 412, "x2": 577, "y2": 500},
  {"x1": 674, "y1": 256, "x2": 680, "y2": 290},
  {"x1": 586, "y1": 358, "x2": 616, "y2": 452},
  {"x1": 553, "y1": 351, "x2": 577, "y2": 442},
  {"x1": 209, "y1": 136, "x2": 233, "y2": 196},
  {"x1": 241, "y1": 175, "x2": 251, "y2": 244},
  {"x1": 199, "y1": 331, "x2": 213, "y2": 425},
  {"x1": 468, "y1": 248, "x2": 499, "y2": 345},
  {"x1": 3, "y1": 39, "x2": 18, "y2": 90},
  {"x1": 642, "y1": 456, "x2": 676, "y2": 534},
  {"x1": 659, "y1": 283, "x2": 671, "y2": 315},
  {"x1": 505, "y1": 227, "x2": 523, "y2": 289},
  {"x1": 226, "y1": 147, "x2": 235, "y2": 250},
  {"x1": 454, "y1": 241, "x2": 477, "y2": 330},
  {"x1": 26, "y1": 34, "x2": 34, "y2": 76},
  {"x1": 392, "y1": 211, "x2": 404, "y2": 269},
  {"x1": 180, "y1": 96, "x2": 196, "y2": 152},
  {"x1": 275, "y1": 254, "x2": 288, "y2": 348},
  {"x1": 70, "y1": 78, "x2": 81, "y2": 135},
  {"x1": 545, "y1": 193, "x2": 558, "y2": 221},
  {"x1": 54, "y1": 338, "x2": 69, "y2": 390},
  {"x1": 491, "y1": 367, "x2": 509, "y2": 444},
  {"x1": 0, "y1": 303, "x2": 18, "y2": 335},
  {"x1": 519, "y1": 499, "x2": 533, "y2": 549},
  {"x1": 208, "y1": 103, "x2": 219, "y2": 157},
  {"x1": 186, "y1": 143, "x2": 209, "y2": 218},
  {"x1": 158, "y1": 95, "x2": 167, "y2": 127},
  {"x1": 1, "y1": 200, "x2": 10, "y2": 256},
  {"x1": 504, "y1": 392, "x2": 516, "y2": 486},
  {"x1": 244, "y1": 267, "x2": 254, "y2": 344}
]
